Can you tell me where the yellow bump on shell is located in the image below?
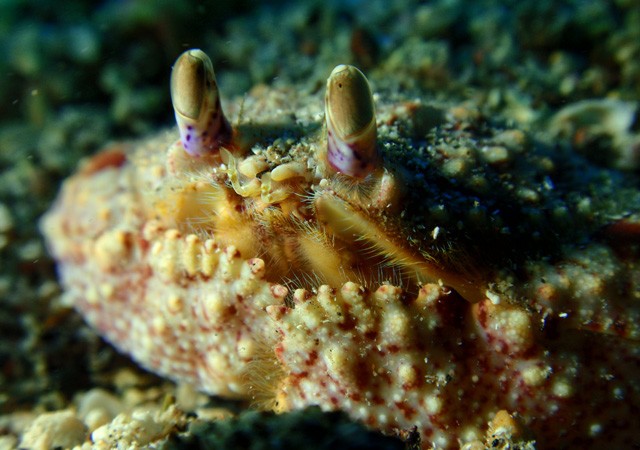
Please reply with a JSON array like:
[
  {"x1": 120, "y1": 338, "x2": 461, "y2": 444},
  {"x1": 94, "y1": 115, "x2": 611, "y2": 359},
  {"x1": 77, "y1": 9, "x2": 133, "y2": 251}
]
[
  {"x1": 200, "y1": 239, "x2": 218, "y2": 277},
  {"x1": 149, "y1": 229, "x2": 221, "y2": 281},
  {"x1": 248, "y1": 258, "x2": 266, "y2": 277},
  {"x1": 339, "y1": 282, "x2": 364, "y2": 305},
  {"x1": 85, "y1": 285, "x2": 100, "y2": 305},
  {"x1": 198, "y1": 291, "x2": 225, "y2": 324},
  {"x1": 94, "y1": 230, "x2": 133, "y2": 271},
  {"x1": 380, "y1": 305, "x2": 411, "y2": 343},
  {"x1": 552, "y1": 378, "x2": 573, "y2": 398},
  {"x1": 236, "y1": 337, "x2": 257, "y2": 360},
  {"x1": 424, "y1": 394, "x2": 443, "y2": 415},
  {"x1": 473, "y1": 300, "x2": 535, "y2": 354},
  {"x1": 398, "y1": 363, "x2": 418, "y2": 386},
  {"x1": 520, "y1": 364, "x2": 551, "y2": 387},
  {"x1": 142, "y1": 220, "x2": 163, "y2": 241},
  {"x1": 325, "y1": 64, "x2": 378, "y2": 178},
  {"x1": 297, "y1": 297, "x2": 325, "y2": 331},
  {"x1": 373, "y1": 284, "x2": 403, "y2": 305},
  {"x1": 98, "y1": 283, "x2": 115, "y2": 300},
  {"x1": 270, "y1": 285, "x2": 289, "y2": 301},
  {"x1": 152, "y1": 316, "x2": 168, "y2": 334},
  {"x1": 218, "y1": 247, "x2": 238, "y2": 282},
  {"x1": 293, "y1": 289, "x2": 311, "y2": 305},
  {"x1": 323, "y1": 344, "x2": 354, "y2": 383},
  {"x1": 183, "y1": 234, "x2": 201, "y2": 276},
  {"x1": 154, "y1": 231, "x2": 180, "y2": 280},
  {"x1": 316, "y1": 285, "x2": 345, "y2": 321},
  {"x1": 235, "y1": 259, "x2": 267, "y2": 297},
  {"x1": 167, "y1": 295, "x2": 184, "y2": 314}
]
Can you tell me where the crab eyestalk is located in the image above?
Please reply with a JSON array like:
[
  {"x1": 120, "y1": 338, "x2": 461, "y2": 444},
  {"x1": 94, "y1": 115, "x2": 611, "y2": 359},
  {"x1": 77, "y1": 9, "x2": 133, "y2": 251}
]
[
  {"x1": 325, "y1": 64, "x2": 378, "y2": 178},
  {"x1": 170, "y1": 49, "x2": 232, "y2": 156}
]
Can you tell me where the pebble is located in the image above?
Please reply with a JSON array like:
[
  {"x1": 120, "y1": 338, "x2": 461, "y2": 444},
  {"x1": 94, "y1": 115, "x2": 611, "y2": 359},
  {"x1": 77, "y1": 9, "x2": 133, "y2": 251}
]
[
  {"x1": 0, "y1": 436, "x2": 18, "y2": 450},
  {"x1": 88, "y1": 405, "x2": 187, "y2": 449},
  {"x1": 19, "y1": 410, "x2": 86, "y2": 450},
  {"x1": 480, "y1": 145, "x2": 510, "y2": 165},
  {"x1": 77, "y1": 388, "x2": 125, "y2": 432}
]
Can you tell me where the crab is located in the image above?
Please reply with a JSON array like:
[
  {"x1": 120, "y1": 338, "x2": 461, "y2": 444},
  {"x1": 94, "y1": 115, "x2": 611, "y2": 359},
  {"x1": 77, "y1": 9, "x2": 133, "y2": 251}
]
[{"x1": 41, "y1": 49, "x2": 640, "y2": 448}]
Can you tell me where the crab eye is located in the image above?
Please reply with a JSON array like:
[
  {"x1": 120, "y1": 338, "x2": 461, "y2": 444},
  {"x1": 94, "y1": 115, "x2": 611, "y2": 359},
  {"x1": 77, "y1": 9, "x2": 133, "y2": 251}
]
[
  {"x1": 325, "y1": 64, "x2": 378, "y2": 178},
  {"x1": 170, "y1": 49, "x2": 232, "y2": 156}
]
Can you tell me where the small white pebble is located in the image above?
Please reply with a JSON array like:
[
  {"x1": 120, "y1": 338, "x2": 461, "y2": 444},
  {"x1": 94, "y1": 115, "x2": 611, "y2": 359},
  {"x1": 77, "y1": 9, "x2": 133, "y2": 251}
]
[
  {"x1": 77, "y1": 388, "x2": 124, "y2": 423},
  {"x1": 19, "y1": 410, "x2": 87, "y2": 450},
  {"x1": 0, "y1": 436, "x2": 18, "y2": 449},
  {"x1": 481, "y1": 145, "x2": 509, "y2": 165},
  {"x1": 552, "y1": 379, "x2": 573, "y2": 398}
]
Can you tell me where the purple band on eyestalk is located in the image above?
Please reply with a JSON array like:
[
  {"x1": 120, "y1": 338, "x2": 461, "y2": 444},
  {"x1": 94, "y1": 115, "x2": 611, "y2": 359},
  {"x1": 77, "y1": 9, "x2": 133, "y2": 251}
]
[{"x1": 170, "y1": 49, "x2": 232, "y2": 156}]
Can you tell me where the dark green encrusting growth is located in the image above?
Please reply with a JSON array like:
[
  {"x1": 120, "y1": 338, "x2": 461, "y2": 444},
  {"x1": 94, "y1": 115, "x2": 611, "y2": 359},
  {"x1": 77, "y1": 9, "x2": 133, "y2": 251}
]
[
  {"x1": 377, "y1": 101, "x2": 640, "y2": 288},
  {"x1": 161, "y1": 407, "x2": 407, "y2": 450}
]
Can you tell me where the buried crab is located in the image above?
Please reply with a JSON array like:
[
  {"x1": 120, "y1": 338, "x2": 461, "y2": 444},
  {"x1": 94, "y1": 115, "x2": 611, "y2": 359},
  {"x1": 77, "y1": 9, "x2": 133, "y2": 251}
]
[{"x1": 41, "y1": 49, "x2": 640, "y2": 448}]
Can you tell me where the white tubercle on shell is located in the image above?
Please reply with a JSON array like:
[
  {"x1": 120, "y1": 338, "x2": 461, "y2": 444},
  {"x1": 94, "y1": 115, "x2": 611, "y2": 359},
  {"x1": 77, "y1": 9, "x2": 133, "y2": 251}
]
[
  {"x1": 325, "y1": 64, "x2": 378, "y2": 178},
  {"x1": 170, "y1": 49, "x2": 232, "y2": 156}
]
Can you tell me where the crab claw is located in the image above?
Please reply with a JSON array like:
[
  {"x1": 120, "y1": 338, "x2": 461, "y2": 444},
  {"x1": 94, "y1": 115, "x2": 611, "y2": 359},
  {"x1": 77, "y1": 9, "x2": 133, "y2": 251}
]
[
  {"x1": 170, "y1": 49, "x2": 232, "y2": 156},
  {"x1": 325, "y1": 64, "x2": 378, "y2": 178}
]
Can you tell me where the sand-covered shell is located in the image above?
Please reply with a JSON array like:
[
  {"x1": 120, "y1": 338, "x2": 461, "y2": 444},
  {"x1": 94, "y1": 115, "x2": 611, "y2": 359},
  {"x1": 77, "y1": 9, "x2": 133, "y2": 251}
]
[
  {"x1": 325, "y1": 65, "x2": 378, "y2": 178},
  {"x1": 170, "y1": 49, "x2": 232, "y2": 156}
]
